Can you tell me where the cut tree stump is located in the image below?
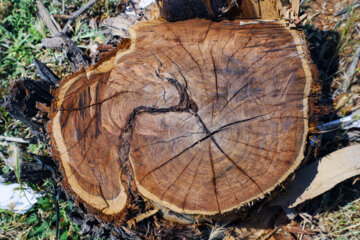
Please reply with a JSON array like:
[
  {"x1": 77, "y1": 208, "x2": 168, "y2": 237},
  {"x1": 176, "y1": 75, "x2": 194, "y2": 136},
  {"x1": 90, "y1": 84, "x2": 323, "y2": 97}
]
[{"x1": 47, "y1": 19, "x2": 315, "y2": 220}]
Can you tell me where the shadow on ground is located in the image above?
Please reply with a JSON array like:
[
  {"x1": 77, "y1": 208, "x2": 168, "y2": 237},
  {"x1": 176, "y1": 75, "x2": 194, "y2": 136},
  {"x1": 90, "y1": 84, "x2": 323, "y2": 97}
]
[{"x1": 291, "y1": 25, "x2": 360, "y2": 234}]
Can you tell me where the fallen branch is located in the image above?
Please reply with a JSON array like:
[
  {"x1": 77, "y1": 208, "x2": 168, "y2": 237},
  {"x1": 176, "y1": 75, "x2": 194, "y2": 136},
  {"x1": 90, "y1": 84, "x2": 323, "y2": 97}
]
[
  {"x1": 334, "y1": 2, "x2": 360, "y2": 17},
  {"x1": 318, "y1": 109, "x2": 360, "y2": 130},
  {"x1": 36, "y1": 0, "x2": 90, "y2": 72},
  {"x1": 62, "y1": 0, "x2": 99, "y2": 33},
  {"x1": 341, "y1": 44, "x2": 360, "y2": 92},
  {"x1": 36, "y1": 0, "x2": 90, "y2": 71},
  {"x1": 0, "y1": 136, "x2": 29, "y2": 144},
  {"x1": 41, "y1": 33, "x2": 90, "y2": 71},
  {"x1": 35, "y1": 0, "x2": 61, "y2": 36}
]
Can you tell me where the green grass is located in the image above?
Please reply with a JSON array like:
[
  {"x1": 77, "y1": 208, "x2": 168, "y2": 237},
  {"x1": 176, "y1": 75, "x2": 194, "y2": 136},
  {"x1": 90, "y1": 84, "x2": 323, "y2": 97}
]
[
  {"x1": 325, "y1": 198, "x2": 360, "y2": 239},
  {"x1": 0, "y1": 0, "x2": 123, "y2": 237},
  {"x1": 0, "y1": 186, "x2": 83, "y2": 240},
  {"x1": 0, "y1": 0, "x2": 46, "y2": 97},
  {"x1": 0, "y1": 0, "x2": 117, "y2": 238},
  {"x1": 0, "y1": 0, "x2": 115, "y2": 98},
  {"x1": 0, "y1": 139, "x2": 82, "y2": 239}
]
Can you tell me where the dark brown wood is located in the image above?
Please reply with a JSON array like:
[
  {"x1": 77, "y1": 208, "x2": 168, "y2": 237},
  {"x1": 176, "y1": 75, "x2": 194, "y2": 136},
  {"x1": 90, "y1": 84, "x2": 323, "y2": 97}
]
[
  {"x1": 4, "y1": 74, "x2": 55, "y2": 141},
  {"x1": 62, "y1": 0, "x2": 99, "y2": 33},
  {"x1": 47, "y1": 19, "x2": 314, "y2": 219},
  {"x1": 157, "y1": 0, "x2": 299, "y2": 21},
  {"x1": 157, "y1": 0, "x2": 232, "y2": 21},
  {"x1": 4, "y1": 60, "x2": 58, "y2": 141}
]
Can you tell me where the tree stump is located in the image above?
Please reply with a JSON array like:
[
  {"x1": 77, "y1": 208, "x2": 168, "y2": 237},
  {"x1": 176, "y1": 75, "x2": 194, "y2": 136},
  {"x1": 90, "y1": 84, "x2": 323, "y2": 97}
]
[{"x1": 47, "y1": 19, "x2": 315, "y2": 220}]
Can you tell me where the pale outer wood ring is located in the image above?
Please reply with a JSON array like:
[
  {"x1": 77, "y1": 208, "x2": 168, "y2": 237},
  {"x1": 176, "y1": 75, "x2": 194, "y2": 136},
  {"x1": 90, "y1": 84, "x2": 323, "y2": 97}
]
[{"x1": 51, "y1": 56, "x2": 128, "y2": 215}]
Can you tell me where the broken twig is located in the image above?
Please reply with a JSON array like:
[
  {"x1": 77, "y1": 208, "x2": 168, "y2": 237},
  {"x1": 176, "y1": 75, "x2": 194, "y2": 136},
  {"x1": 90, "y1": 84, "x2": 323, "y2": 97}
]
[
  {"x1": 0, "y1": 136, "x2": 29, "y2": 144},
  {"x1": 318, "y1": 109, "x2": 360, "y2": 131},
  {"x1": 334, "y1": 2, "x2": 360, "y2": 17},
  {"x1": 62, "y1": 0, "x2": 99, "y2": 33},
  {"x1": 34, "y1": 59, "x2": 60, "y2": 88},
  {"x1": 36, "y1": 0, "x2": 61, "y2": 35},
  {"x1": 36, "y1": 0, "x2": 90, "y2": 71},
  {"x1": 341, "y1": 44, "x2": 360, "y2": 92}
]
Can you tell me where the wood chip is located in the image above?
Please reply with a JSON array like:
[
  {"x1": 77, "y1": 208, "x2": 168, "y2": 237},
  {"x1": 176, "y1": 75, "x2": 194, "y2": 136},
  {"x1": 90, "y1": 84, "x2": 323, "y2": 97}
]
[{"x1": 272, "y1": 144, "x2": 360, "y2": 208}]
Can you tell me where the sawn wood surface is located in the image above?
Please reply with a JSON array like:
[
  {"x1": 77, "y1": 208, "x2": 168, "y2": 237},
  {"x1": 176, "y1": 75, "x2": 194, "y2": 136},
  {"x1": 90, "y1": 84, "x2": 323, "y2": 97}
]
[{"x1": 48, "y1": 19, "x2": 313, "y2": 218}]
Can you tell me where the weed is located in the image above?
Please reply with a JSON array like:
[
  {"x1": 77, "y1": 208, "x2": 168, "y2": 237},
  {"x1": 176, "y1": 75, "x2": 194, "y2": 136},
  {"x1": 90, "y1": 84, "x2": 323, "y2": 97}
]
[
  {"x1": 0, "y1": 1, "x2": 119, "y2": 238},
  {"x1": 0, "y1": 0, "x2": 45, "y2": 97},
  {"x1": 0, "y1": 182, "x2": 83, "y2": 239}
]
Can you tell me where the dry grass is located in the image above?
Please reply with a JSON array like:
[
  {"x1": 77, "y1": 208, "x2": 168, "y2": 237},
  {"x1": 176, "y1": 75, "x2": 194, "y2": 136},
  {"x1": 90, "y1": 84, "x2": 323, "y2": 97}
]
[
  {"x1": 293, "y1": 1, "x2": 360, "y2": 239},
  {"x1": 324, "y1": 198, "x2": 360, "y2": 239},
  {"x1": 209, "y1": 223, "x2": 229, "y2": 240}
]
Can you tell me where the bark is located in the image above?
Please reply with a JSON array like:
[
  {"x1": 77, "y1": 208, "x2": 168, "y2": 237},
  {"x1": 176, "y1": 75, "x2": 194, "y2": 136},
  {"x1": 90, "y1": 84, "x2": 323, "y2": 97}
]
[{"x1": 157, "y1": 0, "x2": 299, "y2": 21}]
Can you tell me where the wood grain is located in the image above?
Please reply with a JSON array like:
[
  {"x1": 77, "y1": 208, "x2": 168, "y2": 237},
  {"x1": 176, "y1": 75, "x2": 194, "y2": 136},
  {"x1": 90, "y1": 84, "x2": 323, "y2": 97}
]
[{"x1": 49, "y1": 20, "x2": 313, "y2": 217}]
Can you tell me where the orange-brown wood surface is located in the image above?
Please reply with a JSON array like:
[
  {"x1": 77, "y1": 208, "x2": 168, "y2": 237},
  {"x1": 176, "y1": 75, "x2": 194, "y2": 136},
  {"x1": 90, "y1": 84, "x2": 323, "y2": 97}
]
[{"x1": 49, "y1": 19, "x2": 313, "y2": 218}]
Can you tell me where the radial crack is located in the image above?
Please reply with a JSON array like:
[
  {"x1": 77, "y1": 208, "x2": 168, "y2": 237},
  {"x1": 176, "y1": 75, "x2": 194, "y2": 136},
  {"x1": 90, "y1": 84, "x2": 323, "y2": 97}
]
[
  {"x1": 160, "y1": 153, "x2": 197, "y2": 199},
  {"x1": 139, "y1": 133, "x2": 211, "y2": 182},
  {"x1": 193, "y1": 112, "x2": 264, "y2": 196},
  {"x1": 210, "y1": 46, "x2": 219, "y2": 100},
  {"x1": 208, "y1": 141, "x2": 221, "y2": 213},
  {"x1": 210, "y1": 136, "x2": 264, "y2": 194}
]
